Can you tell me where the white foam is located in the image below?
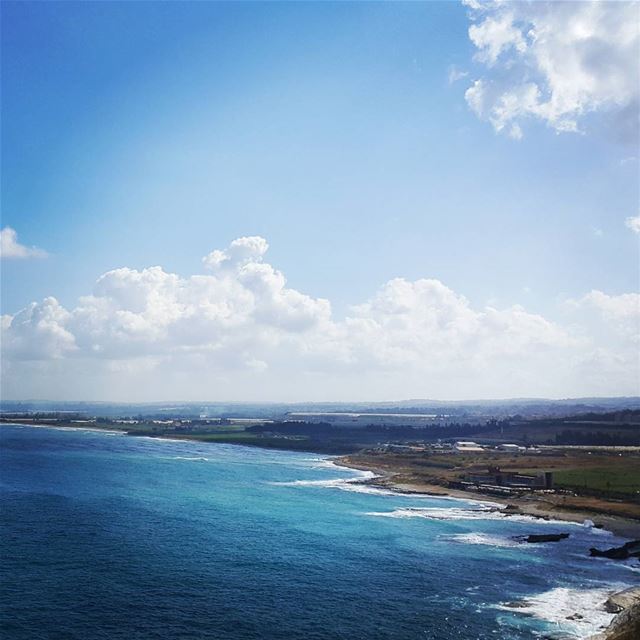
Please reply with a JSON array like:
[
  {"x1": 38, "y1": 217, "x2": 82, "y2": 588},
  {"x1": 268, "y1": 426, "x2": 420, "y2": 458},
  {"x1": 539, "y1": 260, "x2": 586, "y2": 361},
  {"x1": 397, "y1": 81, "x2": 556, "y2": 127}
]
[
  {"x1": 497, "y1": 585, "x2": 629, "y2": 637},
  {"x1": 269, "y1": 472, "x2": 401, "y2": 495},
  {"x1": 588, "y1": 528, "x2": 614, "y2": 537},
  {"x1": 273, "y1": 466, "x2": 509, "y2": 507},
  {"x1": 137, "y1": 435, "x2": 189, "y2": 444},
  {"x1": 363, "y1": 506, "x2": 589, "y2": 527},
  {"x1": 272, "y1": 475, "x2": 527, "y2": 514},
  {"x1": 619, "y1": 562, "x2": 640, "y2": 573},
  {"x1": 364, "y1": 506, "x2": 505, "y2": 520},
  {"x1": 363, "y1": 503, "x2": 601, "y2": 528},
  {"x1": 303, "y1": 458, "x2": 339, "y2": 470},
  {"x1": 443, "y1": 532, "x2": 522, "y2": 548},
  {"x1": 4, "y1": 423, "x2": 125, "y2": 436},
  {"x1": 172, "y1": 456, "x2": 209, "y2": 462}
]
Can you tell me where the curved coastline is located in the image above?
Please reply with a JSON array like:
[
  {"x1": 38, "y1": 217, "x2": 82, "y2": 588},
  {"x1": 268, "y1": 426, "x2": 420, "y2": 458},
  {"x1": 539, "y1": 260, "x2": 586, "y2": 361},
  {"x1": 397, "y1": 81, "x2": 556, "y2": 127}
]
[
  {"x1": 3, "y1": 421, "x2": 639, "y2": 536},
  {"x1": 333, "y1": 454, "x2": 640, "y2": 538},
  {"x1": 3, "y1": 421, "x2": 638, "y2": 639},
  {"x1": 330, "y1": 457, "x2": 640, "y2": 640}
]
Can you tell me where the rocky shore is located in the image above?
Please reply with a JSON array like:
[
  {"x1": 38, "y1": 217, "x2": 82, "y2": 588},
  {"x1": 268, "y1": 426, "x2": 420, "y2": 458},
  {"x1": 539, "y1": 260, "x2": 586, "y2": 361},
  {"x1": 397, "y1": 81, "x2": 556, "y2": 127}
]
[
  {"x1": 336, "y1": 455, "x2": 640, "y2": 538},
  {"x1": 589, "y1": 587, "x2": 640, "y2": 640},
  {"x1": 335, "y1": 456, "x2": 640, "y2": 638}
]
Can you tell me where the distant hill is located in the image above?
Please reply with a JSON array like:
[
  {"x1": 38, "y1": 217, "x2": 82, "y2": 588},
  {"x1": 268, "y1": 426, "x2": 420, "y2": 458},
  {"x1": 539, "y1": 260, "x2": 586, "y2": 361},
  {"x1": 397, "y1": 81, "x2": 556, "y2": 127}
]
[{"x1": 2, "y1": 397, "x2": 639, "y2": 422}]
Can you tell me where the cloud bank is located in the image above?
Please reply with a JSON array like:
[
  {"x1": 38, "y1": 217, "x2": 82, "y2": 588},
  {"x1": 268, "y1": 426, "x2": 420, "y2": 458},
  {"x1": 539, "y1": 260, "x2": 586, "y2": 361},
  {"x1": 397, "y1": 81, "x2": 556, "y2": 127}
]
[
  {"x1": 0, "y1": 227, "x2": 48, "y2": 259},
  {"x1": 2, "y1": 236, "x2": 638, "y2": 401},
  {"x1": 463, "y1": 0, "x2": 640, "y2": 140}
]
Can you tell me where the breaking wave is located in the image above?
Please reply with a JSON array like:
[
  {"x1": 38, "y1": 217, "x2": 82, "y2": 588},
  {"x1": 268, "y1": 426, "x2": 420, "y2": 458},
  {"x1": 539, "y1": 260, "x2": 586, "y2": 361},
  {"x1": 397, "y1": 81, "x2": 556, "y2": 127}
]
[
  {"x1": 269, "y1": 472, "x2": 399, "y2": 495},
  {"x1": 496, "y1": 585, "x2": 628, "y2": 638},
  {"x1": 442, "y1": 532, "x2": 522, "y2": 548},
  {"x1": 363, "y1": 506, "x2": 582, "y2": 526},
  {"x1": 364, "y1": 506, "x2": 511, "y2": 521},
  {"x1": 5, "y1": 424, "x2": 125, "y2": 436},
  {"x1": 302, "y1": 458, "x2": 341, "y2": 470}
]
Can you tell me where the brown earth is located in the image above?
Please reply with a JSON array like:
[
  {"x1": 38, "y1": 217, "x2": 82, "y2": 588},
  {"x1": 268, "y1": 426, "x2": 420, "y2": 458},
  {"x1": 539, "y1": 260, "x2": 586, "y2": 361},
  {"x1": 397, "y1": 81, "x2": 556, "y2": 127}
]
[{"x1": 337, "y1": 450, "x2": 640, "y2": 537}]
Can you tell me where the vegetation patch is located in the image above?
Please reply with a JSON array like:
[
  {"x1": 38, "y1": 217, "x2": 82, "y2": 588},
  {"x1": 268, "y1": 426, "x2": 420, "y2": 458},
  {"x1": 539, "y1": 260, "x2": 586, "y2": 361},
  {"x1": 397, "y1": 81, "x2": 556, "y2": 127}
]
[{"x1": 553, "y1": 466, "x2": 640, "y2": 497}]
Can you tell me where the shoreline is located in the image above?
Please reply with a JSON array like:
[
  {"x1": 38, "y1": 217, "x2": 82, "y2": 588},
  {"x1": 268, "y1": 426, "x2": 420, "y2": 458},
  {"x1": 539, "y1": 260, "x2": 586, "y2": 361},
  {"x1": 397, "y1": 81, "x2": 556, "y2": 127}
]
[
  {"x1": 332, "y1": 456, "x2": 640, "y2": 639},
  {"x1": 334, "y1": 456, "x2": 640, "y2": 538},
  {"x1": 4, "y1": 421, "x2": 639, "y2": 638},
  {"x1": 4, "y1": 421, "x2": 640, "y2": 537}
]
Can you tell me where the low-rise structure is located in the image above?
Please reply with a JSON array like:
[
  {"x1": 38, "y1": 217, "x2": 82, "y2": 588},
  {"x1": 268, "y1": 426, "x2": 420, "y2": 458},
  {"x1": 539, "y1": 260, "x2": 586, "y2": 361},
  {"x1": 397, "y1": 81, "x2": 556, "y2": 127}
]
[
  {"x1": 454, "y1": 441, "x2": 485, "y2": 453},
  {"x1": 497, "y1": 443, "x2": 526, "y2": 453},
  {"x1": 464, "y1": 466, "x2": 553, "y2": 490}
]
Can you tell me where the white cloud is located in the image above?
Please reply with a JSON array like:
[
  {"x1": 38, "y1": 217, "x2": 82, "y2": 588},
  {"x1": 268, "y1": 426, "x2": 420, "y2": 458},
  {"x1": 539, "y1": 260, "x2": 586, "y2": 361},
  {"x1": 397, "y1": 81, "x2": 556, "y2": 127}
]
[
  {"x1": 1, "y1": 237, "x2": 638, "y2": 400},
  {"x1": 568, "y1": 290, "x2": 640, "y2": 341},
  {"x1": 2, "y1": 297, "x2": 76, "y2": 359},
  {"x1": 202, "y1": 235, "x2": 269, "y2": 271},
  {"x1": 0, "y1": 227, "x2": 48, "y2": 259},
  {"x1": 462, "y1": 1, "x2": 640, "y2": 140},
  {"x1": 447, "y1": 64, "x2": 469, "y2": 85},
  {"x1": 468, "y1": 9, "x2": 527, "y2": 65},
  {"x1": 343, "y1": 279, "x2": 575, "y2": 377},
  {"x1": 625, "y1": 215, "x2": 640, "y2": 234}
]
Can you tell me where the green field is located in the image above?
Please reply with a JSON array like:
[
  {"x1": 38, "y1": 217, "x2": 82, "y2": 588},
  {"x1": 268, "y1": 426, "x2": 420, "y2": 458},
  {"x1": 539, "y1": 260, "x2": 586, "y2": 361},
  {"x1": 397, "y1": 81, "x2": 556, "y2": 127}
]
[{"x1": 553, "y1": 466, "x2": 640, "y2": 496}]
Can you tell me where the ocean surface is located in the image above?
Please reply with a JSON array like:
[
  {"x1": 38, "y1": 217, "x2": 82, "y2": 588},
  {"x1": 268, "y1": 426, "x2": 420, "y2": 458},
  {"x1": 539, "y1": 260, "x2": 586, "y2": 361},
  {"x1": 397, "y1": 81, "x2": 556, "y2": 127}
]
[{"x1": 0, "y1": 425, "x2": 637, "y2": 640}]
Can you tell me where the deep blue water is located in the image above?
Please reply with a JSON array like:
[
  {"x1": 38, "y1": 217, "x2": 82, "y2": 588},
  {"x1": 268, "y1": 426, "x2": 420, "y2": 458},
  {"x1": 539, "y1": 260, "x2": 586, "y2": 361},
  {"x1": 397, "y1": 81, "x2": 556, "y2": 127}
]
[{"x1": 0, "y1": 425, "x2": 637, "y2": 640}]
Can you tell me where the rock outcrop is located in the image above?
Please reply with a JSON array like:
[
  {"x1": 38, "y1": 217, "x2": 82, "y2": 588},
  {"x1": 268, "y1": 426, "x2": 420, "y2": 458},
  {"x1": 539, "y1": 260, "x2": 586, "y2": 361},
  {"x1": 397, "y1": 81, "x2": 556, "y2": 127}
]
[
  {"x1": 589, "y1": 588, "x2": 640, "y2": 640},
  {"x1": 589, "y1": 540, "x2": 640, "y2": 560},
  {"x1": 514, "y1": 532, "x2": 570, "y2": 543}
]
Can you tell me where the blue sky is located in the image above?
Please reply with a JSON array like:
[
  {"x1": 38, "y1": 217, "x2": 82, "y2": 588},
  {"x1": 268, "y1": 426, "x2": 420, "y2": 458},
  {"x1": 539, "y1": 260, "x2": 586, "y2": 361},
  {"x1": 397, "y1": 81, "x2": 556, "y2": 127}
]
[{"x1": 1, "y1": 1, "x2": 638, "y2": 401}]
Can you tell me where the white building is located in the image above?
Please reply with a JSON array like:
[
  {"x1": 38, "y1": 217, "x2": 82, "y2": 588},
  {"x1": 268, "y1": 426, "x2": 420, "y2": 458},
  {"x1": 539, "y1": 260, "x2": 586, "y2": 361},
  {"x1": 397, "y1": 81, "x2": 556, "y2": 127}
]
[
  {"x1": 454, "y1": 441, "x2": 485, "y2": 453},
  {"x1": 498, "y1": 443, "x2": 525, "y2": 453}
]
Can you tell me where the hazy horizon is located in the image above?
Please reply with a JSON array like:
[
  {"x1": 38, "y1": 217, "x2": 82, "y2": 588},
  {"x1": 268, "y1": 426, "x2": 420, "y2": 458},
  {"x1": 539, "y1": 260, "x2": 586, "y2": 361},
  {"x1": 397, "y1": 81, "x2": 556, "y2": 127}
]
[{"x1": 2, "y1": 395, "x2": 638, "y2": 407}]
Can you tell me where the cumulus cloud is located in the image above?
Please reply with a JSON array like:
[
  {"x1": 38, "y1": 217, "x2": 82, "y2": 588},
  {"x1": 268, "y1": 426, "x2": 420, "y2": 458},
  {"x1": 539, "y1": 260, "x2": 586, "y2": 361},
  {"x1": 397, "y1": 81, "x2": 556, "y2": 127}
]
[
  {"x1": 1, "y1": 237, "x2": 638, "y2": 400},
  {"x1": 2, "y1": 297, "x2": 76, "y2": 359},
  {"x1": 568, "y1": 290, "x2": 640, "y2": 341},
  {"x1": 53, "y1": 240, "x2": 330, "y2": 364},
  {"x1": 0, "y1": 227, "x2": 48, "y2": 259},
  {"x1": 202, "y1": 235, "x2": 269, "y2": 271},
  {"x1": 625, "y1": 215, "x2": 640, "y2": 234},
  {"x1": 462, "y1": 1, "x2": 640, "y2": 140},
  {"x1": 344, "y1": 278, "x2": 576, "y2": 377}
]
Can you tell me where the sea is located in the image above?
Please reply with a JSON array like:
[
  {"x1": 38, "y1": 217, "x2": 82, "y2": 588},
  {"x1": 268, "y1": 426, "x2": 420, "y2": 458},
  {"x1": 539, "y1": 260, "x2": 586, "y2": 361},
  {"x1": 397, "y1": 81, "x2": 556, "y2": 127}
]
[{"x1": 0, "y1": 424, "x2": 637, "y2": 640}]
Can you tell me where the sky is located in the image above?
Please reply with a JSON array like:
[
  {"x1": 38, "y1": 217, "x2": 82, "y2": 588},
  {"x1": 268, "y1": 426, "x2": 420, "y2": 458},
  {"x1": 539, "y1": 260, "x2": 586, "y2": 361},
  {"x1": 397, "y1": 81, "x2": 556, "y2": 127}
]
[{"x1": 1, "y1": 0, "x2": 639, "y2": 402}]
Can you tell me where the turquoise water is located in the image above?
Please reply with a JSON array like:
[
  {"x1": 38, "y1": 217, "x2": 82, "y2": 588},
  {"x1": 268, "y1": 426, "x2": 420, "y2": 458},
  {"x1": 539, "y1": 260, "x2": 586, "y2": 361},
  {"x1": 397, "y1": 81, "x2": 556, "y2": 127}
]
[{"x1": 0, "y1": 425, "x2": 637, "y2": 639}]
